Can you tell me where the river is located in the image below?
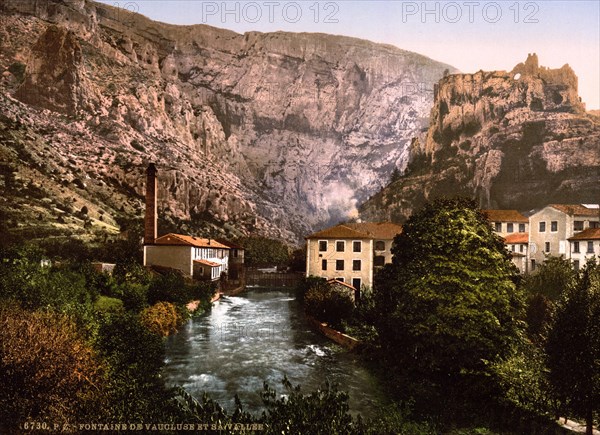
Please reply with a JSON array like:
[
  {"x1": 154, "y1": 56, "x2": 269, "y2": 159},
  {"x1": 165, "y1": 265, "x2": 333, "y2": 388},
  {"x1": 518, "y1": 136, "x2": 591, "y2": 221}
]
[{"x1": 163, "y1": 287, "x2": 388, "y2": 418}]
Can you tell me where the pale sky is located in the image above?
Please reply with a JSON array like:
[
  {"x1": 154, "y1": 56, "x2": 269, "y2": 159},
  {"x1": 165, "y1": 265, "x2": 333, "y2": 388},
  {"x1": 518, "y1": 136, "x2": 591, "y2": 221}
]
[{"x1": 97, "y1": 0, "x2": 600, "y2": 109}]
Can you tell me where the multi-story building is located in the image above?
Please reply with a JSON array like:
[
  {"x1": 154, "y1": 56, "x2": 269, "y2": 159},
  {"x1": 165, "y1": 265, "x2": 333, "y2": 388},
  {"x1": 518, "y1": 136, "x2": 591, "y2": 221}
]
[
  {"x1": 144, "y1": 234, "x2": 230, "y2": 280},
  {"x1": 305, "y1": 222, "x2": 402, "y2": 290},
  {"x1": 142, "y1": 163, "x2": 240, "y2": 281},
  {"x1": 482, "y1": 210, "x2": 529, "y2": 237},
  {"x1": 568, "y1": 228, "x2": 600, "y2": 270},
  {"x1": 528, "y1": 204, "x2": 600, "y2": 271},
  {"x1": 483, "y1": 210, "x2": 529, "y2": 273}
]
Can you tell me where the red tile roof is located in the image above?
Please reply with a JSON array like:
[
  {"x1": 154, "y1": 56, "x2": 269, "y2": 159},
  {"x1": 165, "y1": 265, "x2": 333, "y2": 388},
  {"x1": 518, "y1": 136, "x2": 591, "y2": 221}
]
[
  {"x1": 482, "y1": 209, "x2": 528, "y2": 223},
  {"x1": 344, "y1": 222, "x2": 403, "y2": 239},
  {"x1": 154, "y1": 233, "x2": 230, "y2": 249},
  {"x1": 549, "y1": 204, "x2": 600, "y2": 217},
  {"x1": 568, "y1": 228, "x2": 600, "y2": 241},
  {"x1": 215, "y1": 239, "x2": 245, "y2": 250},
  {"x1": 194, "y1": 259, "x2": 221, "y2": 267},
  {"x1": 504, "y1": 233, "x2": 529, "y2": 244},
  {"x1": 306, "y1": 222, "x2": 402, "y2": 240}
]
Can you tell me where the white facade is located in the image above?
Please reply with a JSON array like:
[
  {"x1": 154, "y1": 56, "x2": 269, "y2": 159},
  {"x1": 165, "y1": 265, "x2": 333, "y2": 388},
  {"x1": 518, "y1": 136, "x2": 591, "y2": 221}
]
[
  {"x1": 528, "y1": 205, "x2": 599, "y2": 271},
  {"x1": 568, "y1": 228, "x2": 600, "y2": 270},
  {"x1": 143, "y1": 234, "x2": 229, "y2": 280}
]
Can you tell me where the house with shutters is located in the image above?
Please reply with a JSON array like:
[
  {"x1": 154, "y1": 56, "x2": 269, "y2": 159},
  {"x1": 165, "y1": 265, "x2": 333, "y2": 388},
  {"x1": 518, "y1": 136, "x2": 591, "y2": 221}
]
[
  {"x1": 142, "y1": 163, "x2": 239, "y2": 281},
  {"x1": 305, "y1": 222, "x2": 402, "y2": 291},
  {"x1": 483, "y1": 209, "x2": 530, "y2": 274},
  {"x1": 528, "y1": 204, "x2": 600, "y2": 271},
  {"x1": 568, "y1": 228, "x2": 600, "y2": 270},
  {"x1": 144, "y1": 234, "x2": 230, "y2": 280}
]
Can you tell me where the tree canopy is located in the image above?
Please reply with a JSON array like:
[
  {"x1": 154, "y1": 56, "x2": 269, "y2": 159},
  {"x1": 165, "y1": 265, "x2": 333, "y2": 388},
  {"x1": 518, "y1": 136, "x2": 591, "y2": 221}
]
[
  {"x1": 374, "y1": 198, "x2": 524, "y2": 404},
  {"x1": 546, "y1": 259, "x2": 600, "y2": 435}
]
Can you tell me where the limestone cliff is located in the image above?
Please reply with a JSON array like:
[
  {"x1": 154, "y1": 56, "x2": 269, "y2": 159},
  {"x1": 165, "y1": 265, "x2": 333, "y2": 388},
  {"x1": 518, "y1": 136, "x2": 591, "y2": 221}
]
[
  {"x1": 0, "y1": 0, "x2": 454, "y2": 243},
  {"x1": 360, "y1": 54, "x2": 600, "y2": 222}
]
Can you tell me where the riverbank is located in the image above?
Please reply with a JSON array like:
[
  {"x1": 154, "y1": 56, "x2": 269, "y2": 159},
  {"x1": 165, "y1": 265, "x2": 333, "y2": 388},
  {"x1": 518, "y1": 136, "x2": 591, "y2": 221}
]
[{"x1": 305, "y1": 315, "x2": 361, "y2": 350}]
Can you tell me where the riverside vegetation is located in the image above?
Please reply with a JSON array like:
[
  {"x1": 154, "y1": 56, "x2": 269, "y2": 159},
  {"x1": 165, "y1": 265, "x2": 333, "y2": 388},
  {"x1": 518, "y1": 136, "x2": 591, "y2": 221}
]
[
  {"x1": 301, "y1": 198, "x2": 600, "y2": 434},
  {"x1": 1, "y1": 198, "x2": 599, "y2": 433}
]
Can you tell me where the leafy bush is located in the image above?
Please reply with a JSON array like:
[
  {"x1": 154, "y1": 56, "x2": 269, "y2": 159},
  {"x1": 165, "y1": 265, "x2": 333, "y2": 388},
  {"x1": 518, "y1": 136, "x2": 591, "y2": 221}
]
[
  {"x1": 147, "y1": 272, "x2": 187, "y2": 304},
  {"x1": 94, "y1": 312, "x2": 173, "y2": 422},
  {"x1": 304, "y1": 280, "x2": 354, "y2": 330},
  {"x1": 116, "y1": 281, "x2": 149, "y2": 312},
  {"x1": 94, "y1": 295, "x2": 124, "y2": 313},
  {"x1": 140, "y1": 301, "x2": 183, "y2": 336},
  {"x1": 0, "y1": 304, "x2": 103, "y2": 430}
]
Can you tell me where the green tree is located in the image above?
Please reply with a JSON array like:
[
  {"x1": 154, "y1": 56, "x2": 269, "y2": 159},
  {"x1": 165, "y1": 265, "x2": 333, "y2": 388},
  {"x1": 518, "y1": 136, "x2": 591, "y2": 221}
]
[
  {"x1": 373, "y1": 198, "x2": 524, "y2": 409},
  {"x1": 521, "y1": 256, "x2": 576, "y2": 343},
  {"x1": 235, "y1": 237, "x2": 290, "y2": 267},
  {"x1": 94, "y1": 312, "x2": 175, "y2": 422},
  {"x1": 546, "y1": 259, "x2": 600, "y2": 435}
]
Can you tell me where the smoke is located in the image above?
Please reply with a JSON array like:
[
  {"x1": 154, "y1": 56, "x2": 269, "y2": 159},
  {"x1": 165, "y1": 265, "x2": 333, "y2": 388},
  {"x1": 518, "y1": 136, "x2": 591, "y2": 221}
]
[{"x1": 320, "y1": 181, "x2": 360, "y2": 225}]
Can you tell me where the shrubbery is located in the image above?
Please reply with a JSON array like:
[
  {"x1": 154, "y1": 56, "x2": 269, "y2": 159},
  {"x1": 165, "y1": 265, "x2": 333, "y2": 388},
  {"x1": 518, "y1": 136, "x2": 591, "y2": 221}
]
[
  {"x1": 0, "y1": 304, "x2": 103, "y2": 430},
  {"x1": 303, "y1": 279, "x2": 354, "y2": 330},
  {"x1": 140, "y1": 301, "x2": 183, "y2": 336}
]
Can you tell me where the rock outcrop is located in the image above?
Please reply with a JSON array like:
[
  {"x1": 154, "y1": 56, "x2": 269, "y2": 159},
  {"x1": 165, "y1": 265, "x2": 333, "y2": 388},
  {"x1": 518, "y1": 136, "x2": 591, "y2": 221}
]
[
  {"x1": 360, "y1": 54, "x2": 600, "y2": 222},
  {"x1": 0, "y1": 0, "x2": 454, "y2": 243}
]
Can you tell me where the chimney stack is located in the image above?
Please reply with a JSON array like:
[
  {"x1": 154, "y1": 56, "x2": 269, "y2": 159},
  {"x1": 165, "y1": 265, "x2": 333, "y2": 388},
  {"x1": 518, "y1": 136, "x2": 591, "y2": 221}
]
[{"x1": 144, "y1": 163, "x2": 158, "y2": 245}]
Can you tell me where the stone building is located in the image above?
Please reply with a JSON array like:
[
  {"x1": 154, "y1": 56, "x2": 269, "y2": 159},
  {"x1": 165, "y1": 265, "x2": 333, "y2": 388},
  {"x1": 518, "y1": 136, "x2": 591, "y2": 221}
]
[
  {"x1": 528, "y1": 204, "x2": 600, "y2": 271},
  {"x1": 305, "y1": 222, "x2": 402, "y2": 290}
]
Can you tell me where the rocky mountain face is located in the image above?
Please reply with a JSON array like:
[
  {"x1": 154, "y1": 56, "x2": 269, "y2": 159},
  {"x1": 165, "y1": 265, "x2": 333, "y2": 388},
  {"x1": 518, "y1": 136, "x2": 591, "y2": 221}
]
[
  {"x1": 360, "y1": 54, "x2": 600, "y2": 222},
  {"x1": 0, "y1": 0, "x2": 454, "y2": 244}
]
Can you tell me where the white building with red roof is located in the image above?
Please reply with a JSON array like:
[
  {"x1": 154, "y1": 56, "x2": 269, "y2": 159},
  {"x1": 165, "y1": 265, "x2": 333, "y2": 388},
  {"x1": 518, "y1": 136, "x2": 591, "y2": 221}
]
[
  {"x1": 483, "y1": 209, "x2": 530, "y2": 273},
  {"x1": 142, "y1": 164, "x2": 232, "y2": 281},
  {"x1": 568, "y1": 228, "x2": 600, "y2": 270},
  {"x1": 528, "y1": 204, "x2": 599, "y2": 271}
]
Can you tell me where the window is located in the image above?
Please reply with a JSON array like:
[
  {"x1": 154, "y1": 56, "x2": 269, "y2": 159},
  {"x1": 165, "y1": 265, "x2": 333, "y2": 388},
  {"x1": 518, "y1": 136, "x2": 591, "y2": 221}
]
[
  {"x1": 319, "y1": 241, "x2": 327, "y2": 251},
  {"x1": 551, "y1": 221, "x2": 558, "y2": 232},
  {"x1": 531, "y1": 259, "x2": 536, "y2": 271},
  {"x1": 573, "y1": 260, "x2": 580, "y2": 271},
  {"x1": 587, "y1": 241, "x2": 594, "y2": 254},
  {"x1": 494, "y1": 222, "x2": 502, "y2": 232},
  {"x1": 539, "y1": 222, "x2": 546, "y2": 232},
  {"x1": 352, "y1": 260, "x2": 361, "y2": 271},
  {"x1": 374, "y1": 241, "x2": 385, "y2": 251},
  {"x1": 352, "y1": 278, "x2": 362, "y2": 291},
  {"x1": 574, "y1": 221, "x2": 584, "y2": 231},
  {"x1": 519, "y1": 244, "x2": 524, "y2": 253},
  {"x1": 590, "y1": 222, "x2": 600, "y2": 229},
  {"x1": 353, "y1": 241, "x2": 362, "y2": 253},
  {"x1": 507, "y1": 223, "x2": 514, "y2": 233},
  {"x1": 511, "y1": 245, "x2": 516, "y2": 252},
  {"x1": 321, "y1": 259, "x2": 327, "y2": 271},
  {"x1": 573, "y1": 241, "x2": 580, "y2": 253},
  {"x1": 374, "y1": 255, "x2": 385, "y2": 267},
  {"x1": 335, "y1": 277, "x2": 345, "y2": 283},
  {"x1": 336, "y1": 260, "x2": 344, "y2": 271},
  {"x1": 336, "y1": 241, "x2": 345, "y2": 252},
  {"x1": 519, "y1": 223, "x2": 526, "y2": 233},
  {"x1": 545, "y1": 242, "x2": 550, "y2": 253}
]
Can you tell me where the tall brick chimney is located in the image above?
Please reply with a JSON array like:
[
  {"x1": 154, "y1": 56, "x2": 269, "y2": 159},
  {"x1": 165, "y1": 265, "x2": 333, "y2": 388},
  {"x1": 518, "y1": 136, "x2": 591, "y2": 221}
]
[{"x1": 144, "y1": 163, "x2": 158, "y2": 245}]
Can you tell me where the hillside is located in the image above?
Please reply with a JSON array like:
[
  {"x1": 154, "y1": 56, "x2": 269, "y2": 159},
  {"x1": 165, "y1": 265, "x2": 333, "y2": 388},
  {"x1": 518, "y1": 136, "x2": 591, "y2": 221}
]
[
  {"x1": 360, "y1": 54, "x2": 600, "y2": 222},
  {"x1": 0, "y1": 0, "x2": 454, "y2": 244}
]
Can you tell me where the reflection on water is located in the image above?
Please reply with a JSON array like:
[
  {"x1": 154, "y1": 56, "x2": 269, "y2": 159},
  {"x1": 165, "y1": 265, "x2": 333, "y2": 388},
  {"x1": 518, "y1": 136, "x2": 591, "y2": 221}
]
[{"x1": 164, "y1": 288, "x2": 387, "y2": 417}]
